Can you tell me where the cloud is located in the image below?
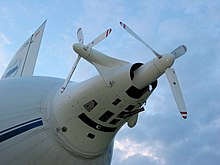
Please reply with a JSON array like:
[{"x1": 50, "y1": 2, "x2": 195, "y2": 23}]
[
  {"x1": 0, "y1": 32, "x2": 11, "y2": 75},
  {"x1": 0, "y1": 6, "x2": 11, "y2": 21},
  {"x1": 114, "y1": 138, "x2": 165, "y2": 164},
  {"x1": 0, "y1": 6, "x2": 15, "y2": 28},
  {"x1": 76, "y1": 0, "x2": 127, "y2": 29},
  {"x1": 0, "y1": 33, "x2": 11, "y2": 47},
  {"x1": 163, "y1": 117, "x2": 220, "y2": 165}
]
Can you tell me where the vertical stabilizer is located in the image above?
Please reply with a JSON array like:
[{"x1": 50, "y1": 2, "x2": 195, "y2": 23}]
[{"x1": 1, "y1": 21, "x2": 46, "y2": 79}]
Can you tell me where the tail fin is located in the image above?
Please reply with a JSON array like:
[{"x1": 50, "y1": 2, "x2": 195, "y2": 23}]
[{"x1": 1, "y1": 21, "x2": 46, "y2": 79}]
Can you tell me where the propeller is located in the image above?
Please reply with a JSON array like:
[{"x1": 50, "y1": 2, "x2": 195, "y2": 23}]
[
  {"x1": 119, "y1": 22, "x2": 162, "y2": 58},
  {"x1": 171, "y1": 45, "x2": 187, "y2": 59},
  {"x1": 165, "y1": 68, "x2": 187, "y2": 119},
  {"x1": 87, "y1": 29, "x2": 112, "y2": 48},
  {"x1": 166, "y1": 45, "x2": 187, "y2": 119},
  {"x1": 120, "y1": 21, "x2": 187, "y2": 119},
  {"x1": 77, "y1": 28, "x2": 84, "y2": 44},
  {"x1": 61, "y1": 27, "x2": 112, "y2": 93}
]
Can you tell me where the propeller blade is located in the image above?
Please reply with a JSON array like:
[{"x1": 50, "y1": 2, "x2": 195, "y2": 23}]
[
  {"x1": 61, "y1": 27, "x2": 112, "y2": 93},
  {"x1": 171, "y1": 45, "x2": 187, "y2": 59},
  {"x1": 120, "y1": 21, "x2": 162, "y2": 58},
  {"x1": 86, "y1": 28, "x2": 112, "y2": 48},
  {"x1": 165, "y1": 68, "x2": 187, "y2": 119},
  {"x1": 77, "y1": 28, "x2": 84, "y2": 44},
  {"x1": 61, "y1": 55, "x2": 81, "y2": 93}
]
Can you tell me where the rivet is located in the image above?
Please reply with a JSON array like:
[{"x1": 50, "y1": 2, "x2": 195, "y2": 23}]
[{"x1": 62, "y1": 126, "x2": 67, "y2": 132}]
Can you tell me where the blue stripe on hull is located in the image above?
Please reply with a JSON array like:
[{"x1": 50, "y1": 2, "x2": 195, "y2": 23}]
[{"x1": 0, "y1": 118, "x2": 43, "y2": 143}]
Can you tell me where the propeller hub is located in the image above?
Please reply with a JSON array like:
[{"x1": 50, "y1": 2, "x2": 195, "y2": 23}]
[
  {"x1": 153, "y1": 54, "x2": 175, "y2": 73},
  {"x1": 73, "y1": 43, "x2": 90, "y2": 59}
]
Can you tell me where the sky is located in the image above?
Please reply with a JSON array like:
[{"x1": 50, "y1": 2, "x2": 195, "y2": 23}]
[{"x1": 0, "y1": 0, "x2": 220, "y2": 165}]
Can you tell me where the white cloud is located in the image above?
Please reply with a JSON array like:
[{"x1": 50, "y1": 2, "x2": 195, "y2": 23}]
[
  {"x1": 0, "y1": 32, "x2": 11, "y2": 75},
  {"x1": 114, "y1": 138, "x2": 165, "y2": 164},
  {"x1": 0, "y1": 32, "x2": 11, "y2": 47},
  {"x1": 0, "y1": 6, "x2": 15, "y2": 27},
  {"x1": 0, "y1": 6, "x2": 10, "y2": 20}
]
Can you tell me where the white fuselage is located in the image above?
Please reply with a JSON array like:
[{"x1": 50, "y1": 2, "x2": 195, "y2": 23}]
[
  {"x1": 0, "y1": 76, "x2": 114, "y2": 165},
  {"x1": 0, "y1": 66, "x2": 154, "y2": 165}
]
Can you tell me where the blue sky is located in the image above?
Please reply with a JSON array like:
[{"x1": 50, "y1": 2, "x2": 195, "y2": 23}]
[{"x1": 0, "y1": 0, "x2": 220, "y2": 165}]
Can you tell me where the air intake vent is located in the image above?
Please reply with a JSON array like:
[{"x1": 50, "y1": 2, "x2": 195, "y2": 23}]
[
  {"x1": 84, "y1": 100, "x2": 98, "y2": 112},
  {"x1": 99, "y1": 110, "x2": 114, "y2": 122}
]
